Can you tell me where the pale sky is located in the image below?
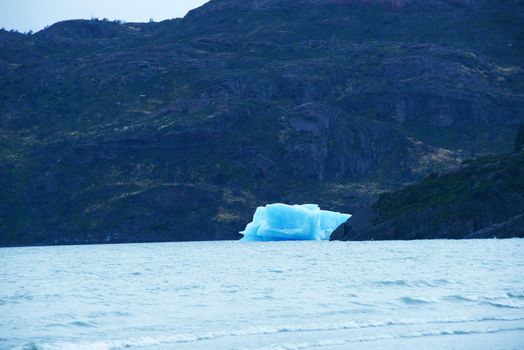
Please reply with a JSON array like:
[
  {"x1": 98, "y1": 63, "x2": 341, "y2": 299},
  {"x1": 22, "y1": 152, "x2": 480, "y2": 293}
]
[{"x1": 0, "y1": 0, "x2": 210, "y2": 33}]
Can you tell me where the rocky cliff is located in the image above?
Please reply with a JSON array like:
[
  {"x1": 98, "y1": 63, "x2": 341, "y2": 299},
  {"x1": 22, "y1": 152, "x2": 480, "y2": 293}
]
[
  {"x1": 1, "y1": 0, "x2": 523, "y2": 245},
  {"x1": 331, "y1": 152, "x2": 524, "y2": 240}
]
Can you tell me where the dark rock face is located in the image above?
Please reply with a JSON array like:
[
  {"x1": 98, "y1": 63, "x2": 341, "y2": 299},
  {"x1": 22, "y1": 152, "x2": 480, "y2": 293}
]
[
  {"x1": 332, "y1": 152, "x2": 524, "y2": 240},
  {"x1": 0, "y1": 0, "x2": 523, "y2": 245},
  {"x1": 194, "y1": 0, "x2": 478, "y2": 13},
  {"x1": 466, "y1": 214, "x2": 524, "y2": 239}
]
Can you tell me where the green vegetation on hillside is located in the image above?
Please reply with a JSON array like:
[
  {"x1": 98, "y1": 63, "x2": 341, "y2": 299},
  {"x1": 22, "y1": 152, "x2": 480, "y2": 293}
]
[{"x1": 374, "y1": 152, "x2": 524, "y2": 223}]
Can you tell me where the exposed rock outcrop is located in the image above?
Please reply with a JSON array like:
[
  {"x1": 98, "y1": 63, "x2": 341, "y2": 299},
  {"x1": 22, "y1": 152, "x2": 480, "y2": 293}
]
[{"x1": 332, "y1": 152, "x2": 524, "y2": 240}]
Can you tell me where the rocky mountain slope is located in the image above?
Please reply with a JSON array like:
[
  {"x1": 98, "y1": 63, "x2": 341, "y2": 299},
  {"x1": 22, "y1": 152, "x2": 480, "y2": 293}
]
[
  {"x1": 1, "y1": 0, "x2": 523, "y2": 245},
  {"x1": 331, "y1": 151, "x2": 524, "y2": 240}
]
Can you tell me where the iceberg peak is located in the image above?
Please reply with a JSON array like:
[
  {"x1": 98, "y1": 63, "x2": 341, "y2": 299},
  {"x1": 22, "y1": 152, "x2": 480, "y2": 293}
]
[{"x1": 240, "y1": 203, "x2": 351, "y2": 242}]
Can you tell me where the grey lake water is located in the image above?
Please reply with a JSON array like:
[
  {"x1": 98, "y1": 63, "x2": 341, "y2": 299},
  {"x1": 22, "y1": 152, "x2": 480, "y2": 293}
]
[{"x1": 1, "y1": 239, "x2": 524, "y2": 350}]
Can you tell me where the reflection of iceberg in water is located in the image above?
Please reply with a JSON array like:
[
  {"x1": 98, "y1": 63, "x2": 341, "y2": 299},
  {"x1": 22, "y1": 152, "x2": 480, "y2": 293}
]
[{"x1": 240, "y1": 204, "x2": 351, "y2": 242}]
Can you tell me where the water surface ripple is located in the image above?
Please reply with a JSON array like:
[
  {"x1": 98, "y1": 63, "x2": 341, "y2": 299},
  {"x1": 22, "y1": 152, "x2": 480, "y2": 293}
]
[{"x1": 1, "y1": 239, "x2": 523, "y2": 349}]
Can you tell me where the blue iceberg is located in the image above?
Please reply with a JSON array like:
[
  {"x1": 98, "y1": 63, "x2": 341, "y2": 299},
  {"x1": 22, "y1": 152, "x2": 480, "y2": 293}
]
[{"x1": 240, "y1": 204, "x2": 351, "y2": 242}]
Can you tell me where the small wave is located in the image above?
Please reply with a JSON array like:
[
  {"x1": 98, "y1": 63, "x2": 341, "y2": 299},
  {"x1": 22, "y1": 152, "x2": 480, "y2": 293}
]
[
  {"x1": 268, "y1": 269, "x2": 285, "y2": 273},
  {"x1": 430, "y1": 279, "x2": 451, "y2": 286},
  {"x1": 443, "y1": 294, "x2": 480, "y2": 303},
  {"x1": 399, "y1": 296, "x2": 438, "y2": 305},
  {"x1": 69, "y1": 321, "x2": 97, "y2": 328},
  {"x1": 483, "y1": 300, "x2": 523, "y2": 309},
  {"x1": 372, "y1": 279, "x2": 450, "y2": 288},
  {"x1": 30, "y1": 316, "x2": 524, "y2": 350},
  {"x1": 469, "y1": 294, "x2": 524, "y2": 309},
  {"x1": 44, "y1": 321, "x2": 98, "y2": 329},
  {"x1": 416, "y1": 279, "x2": 452, "y2": 288},
  {"x1": 372, "y1": 280, "x2": 410, "y2": 287},
  {"x1": 443, "y1": 294, "x2": 524, "y2": 308},
  {"x1": 507, "y1": 291, "x2": 524, "y2": 299},
  {"x1": 245, "y1": 326, "x2": 524, "y2": 350},
  {"x1": 1, "y1": 292, "x2": 33, "y2": 305},
  {"x1": 87, "y1": 311, "x2": 131, "y2": 318},
  {"x1": 398, "y1": 326, "x2": 524, "y2": 339}
]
